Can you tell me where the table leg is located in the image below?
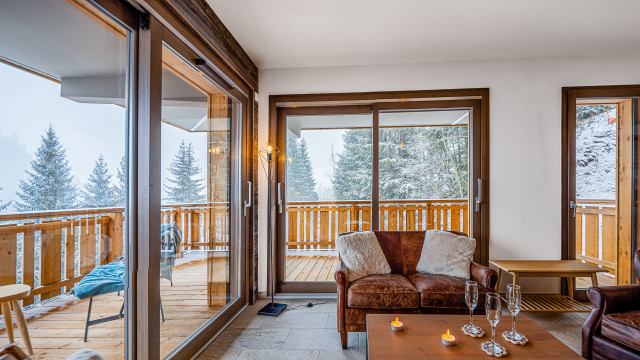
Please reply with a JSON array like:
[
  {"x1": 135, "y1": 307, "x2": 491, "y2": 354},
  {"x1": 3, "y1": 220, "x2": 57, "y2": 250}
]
[
  {"x1": 11, "y1": 300, "x2": 32, "y2": 355},
  {"x1": 512, "y1": 272, "x2": 519, "y2": 287},
  {"x1": 495, "y1": 268, "x2": 502, "y2": 293},
  {"x1": 567, "y1": 277, "x2": 574, "y2": 299},
  {"x1": 2, "y1": 302, "x2": 14, "y2": 343},
  {"x1": 591, "y1": 273, "x2": 599, "y2": 287}
]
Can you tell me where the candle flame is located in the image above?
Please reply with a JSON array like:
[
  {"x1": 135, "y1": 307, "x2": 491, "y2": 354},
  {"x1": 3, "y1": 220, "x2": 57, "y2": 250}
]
[
  {"x1": 447, "y1": 329, "x2": 450, "y2": 336},
  {"x1": 395, "y1": 317, "x2": 399, "y2": 322}
]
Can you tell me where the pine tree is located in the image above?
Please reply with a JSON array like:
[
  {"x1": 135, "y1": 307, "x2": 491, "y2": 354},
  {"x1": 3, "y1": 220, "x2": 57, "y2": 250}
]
[
  {"x1": 82, "y1": 154, "x2": 116, "y2": 208},
  {"x1": 164, "y1": 141, "x2": 205, "y2": 204},
  {"x1": 113, "y1": 156, "x2": 127, "y2": 207},
  {"x1": 331, "y1": 126, "x2": 468, "y2": 201},
  {"x1": 286, "y1": 138, "x2": 318, "y2": 201},
  {"x1": 331, "y1": 129, "x2": 373, "y2": 200},
  {"x1": 15, "y1": 125, "x2": 76, "y2": 211},
  {"x1": 0, "y1": 186, "x2": 11, "y2": 211}
]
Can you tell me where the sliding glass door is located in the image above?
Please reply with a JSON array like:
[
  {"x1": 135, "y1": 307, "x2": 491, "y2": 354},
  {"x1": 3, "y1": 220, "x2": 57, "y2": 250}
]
[
  {"x1": 276, "y1": 99, "x2": 486, "y2": 292},
  {"x1": 277, "y1": 108, "x2": 373, "y2": 292}
]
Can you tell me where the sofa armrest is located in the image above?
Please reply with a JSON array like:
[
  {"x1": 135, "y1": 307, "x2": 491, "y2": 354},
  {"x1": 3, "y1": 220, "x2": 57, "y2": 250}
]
[
  {"x1": 334, "y1": 260, "x2": 349, "y2": 333},
  {"x1": 582, "y1": 284, "x2": 640, "y2": 358},
  {"x1": 470, "y1": 262, "x2": 498, "y2": 292}
]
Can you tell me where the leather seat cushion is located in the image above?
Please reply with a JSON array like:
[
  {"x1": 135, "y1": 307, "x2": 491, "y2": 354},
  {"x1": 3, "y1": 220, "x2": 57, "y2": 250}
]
[
  {"x1": 408, "y1": 272, "x2": 488, "y2": 309},
  {"x1": 601, "y1": 310, "x2": 640, "y2": 351},
  {"x1": 347, "y1": 274, "x2": 419, "y2": 309}
]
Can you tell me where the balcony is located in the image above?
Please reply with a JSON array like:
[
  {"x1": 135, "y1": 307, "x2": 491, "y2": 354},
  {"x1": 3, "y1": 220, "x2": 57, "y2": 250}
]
[{"x1": 0, "y1": 204, "x2": 229, "y2": 358}]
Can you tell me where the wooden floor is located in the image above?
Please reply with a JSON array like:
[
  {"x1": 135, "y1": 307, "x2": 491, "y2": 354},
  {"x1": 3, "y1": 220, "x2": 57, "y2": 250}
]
[
  {"x1": 0, "y1": 253, "x2": 226, "y2": 359},
  {"x1": 575, "y1": 272, "x2": 615, "y2": 289},
  {"x1": 285, "y1": 255, "x2": 339, "y2": 282}
]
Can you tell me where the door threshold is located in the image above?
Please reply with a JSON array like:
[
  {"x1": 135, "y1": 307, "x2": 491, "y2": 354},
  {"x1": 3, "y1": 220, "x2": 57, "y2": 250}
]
[{"x1": 273, "y1": 293, "x2": 337, "y2": 300}]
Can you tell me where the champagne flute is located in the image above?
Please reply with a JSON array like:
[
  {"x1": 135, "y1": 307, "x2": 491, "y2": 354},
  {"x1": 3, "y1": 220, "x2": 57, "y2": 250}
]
[
  {"x1": 462, "y1": 281, "x2": 484, "y2": 337},
  {"x1": 503, "y1": 284, "x2": 527, "y2": 344},
  {"x1": 481, "y1": 293, "x2": 506, "y2": 357}
]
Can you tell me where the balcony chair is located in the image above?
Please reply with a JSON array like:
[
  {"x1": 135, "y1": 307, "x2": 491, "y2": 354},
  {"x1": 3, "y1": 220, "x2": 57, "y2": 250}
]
[
  {"x1": 71, "y1": 223, "x2": 182, "y2": 341},
  {"x1": 582, "y1": 249, "x2": 640, "y2": 359}
]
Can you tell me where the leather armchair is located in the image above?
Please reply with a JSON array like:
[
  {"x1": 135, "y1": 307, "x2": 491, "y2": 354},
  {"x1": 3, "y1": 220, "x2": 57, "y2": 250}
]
[{"x1": 582, "y1": 249, "x2": 640, "y2": 359}]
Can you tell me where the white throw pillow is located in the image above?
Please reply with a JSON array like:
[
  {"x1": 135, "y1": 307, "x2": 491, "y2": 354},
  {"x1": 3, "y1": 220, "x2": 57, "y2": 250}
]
[
  {"x1": 416, "y1": 230, "x2": 476, "y2": 279},
  {"x1": 335, "y1": 231, "x2": 391, "y2": 281}
]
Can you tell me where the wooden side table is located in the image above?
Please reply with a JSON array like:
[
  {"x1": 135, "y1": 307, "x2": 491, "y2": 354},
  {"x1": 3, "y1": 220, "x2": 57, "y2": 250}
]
[
  {"x1": 0, "y1": 284, "x2": 33, "y2": 355},
  {"x1": 489, "y1": 260, "x2": 608, "y2": 298}
]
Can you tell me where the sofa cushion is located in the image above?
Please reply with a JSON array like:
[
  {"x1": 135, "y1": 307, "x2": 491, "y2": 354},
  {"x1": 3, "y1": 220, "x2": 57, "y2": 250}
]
[
  {"x1": 347, "y1": 274, "x2": 419, "y2": 309},
  {"x1": 416, "y1": 230, "x2": 476, "y2": 279},
  {"x1": 601, "y1": 310, "x2": 640, "y2": 351},
  {"x1": 371, "y1": 231, "x2": 404, "y2": 274},
  {"x1": 336, "y1": 231, "x2": 391, "y2": 281},
  {"x1": 408, "y1": 272, "x2": 488, "y2": 309}
]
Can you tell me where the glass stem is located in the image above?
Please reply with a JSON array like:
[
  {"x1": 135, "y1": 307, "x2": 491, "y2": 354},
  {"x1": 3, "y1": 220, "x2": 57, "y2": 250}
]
[
  {"x1": 491, "y1": 325, "x2": 496, "y2": 354},
  {"x1": 470, "y1": 309, "x2": 473, "y2": 326},
  {"x1": 512, "y1": 313, "x2": 516, "y2": 334}
]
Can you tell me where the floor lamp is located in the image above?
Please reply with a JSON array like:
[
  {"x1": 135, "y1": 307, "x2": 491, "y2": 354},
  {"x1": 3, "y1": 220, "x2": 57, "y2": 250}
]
[{"x1": 258, "y1": 141, "x2": 287, "y2": 316}]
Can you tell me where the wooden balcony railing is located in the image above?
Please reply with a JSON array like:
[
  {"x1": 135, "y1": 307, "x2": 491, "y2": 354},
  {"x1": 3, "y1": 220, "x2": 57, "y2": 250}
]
[
  {"x1": 575, "y1": 199, "x2": 616, "y2": 274},
  {"x1": 0, "y1": 203, "x2": 229, "y2": 308},
  {"x1": 286, "y1": 199, "x2": 469, "y2": 250}
]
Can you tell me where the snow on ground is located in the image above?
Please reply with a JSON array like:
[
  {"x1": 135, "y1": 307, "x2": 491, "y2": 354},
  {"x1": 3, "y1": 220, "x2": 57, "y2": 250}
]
[{"x1": 576, "y1": 109, "x2": 616, "y2": 200}]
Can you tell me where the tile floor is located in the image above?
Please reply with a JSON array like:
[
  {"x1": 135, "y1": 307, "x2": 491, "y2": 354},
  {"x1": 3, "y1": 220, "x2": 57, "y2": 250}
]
[{"x1": 197, "y1": 299, "x2": 588, "y2": 359}]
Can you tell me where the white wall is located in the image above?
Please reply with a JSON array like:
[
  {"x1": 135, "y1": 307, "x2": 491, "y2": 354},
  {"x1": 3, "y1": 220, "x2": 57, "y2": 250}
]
[{"x1": 257, "y1": 54, "x2": 640, "y2": 294}]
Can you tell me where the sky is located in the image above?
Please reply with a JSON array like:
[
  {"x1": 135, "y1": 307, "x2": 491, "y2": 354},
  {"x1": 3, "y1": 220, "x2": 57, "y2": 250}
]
[{"x1": 0, "y1": 62, "x2": 208, "y2": 211}]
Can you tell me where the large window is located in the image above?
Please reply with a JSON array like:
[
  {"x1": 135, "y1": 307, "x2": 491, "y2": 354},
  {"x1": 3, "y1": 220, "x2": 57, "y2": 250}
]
[{"x1": 0, "y1": 0, "x2": 131, "y2": 357}]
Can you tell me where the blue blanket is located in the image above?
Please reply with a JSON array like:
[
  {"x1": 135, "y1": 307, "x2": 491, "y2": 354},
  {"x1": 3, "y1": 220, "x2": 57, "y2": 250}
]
[{"x1": 71, "y1": 261, "x2": 125, "y2": 300}]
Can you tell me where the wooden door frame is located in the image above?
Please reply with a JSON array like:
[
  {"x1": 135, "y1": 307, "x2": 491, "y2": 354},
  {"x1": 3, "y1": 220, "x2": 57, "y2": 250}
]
[
  {"x1": 562, "y1": 85, "x2": 640, "y2": 299},
  {"x1": 269, "y1": 89, "x2": 490, "y2": 294}
]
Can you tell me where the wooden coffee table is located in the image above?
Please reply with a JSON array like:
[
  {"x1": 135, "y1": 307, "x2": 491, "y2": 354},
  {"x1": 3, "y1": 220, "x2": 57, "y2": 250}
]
[{"x1": 366, "y1": 314, "x2": 581, "y2": 359}]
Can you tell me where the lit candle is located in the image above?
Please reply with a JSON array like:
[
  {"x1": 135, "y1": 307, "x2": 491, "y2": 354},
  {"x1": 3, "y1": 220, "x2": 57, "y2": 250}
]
[
  {"x1": 442, "y1": 329, "x2": 456, "y2": 346},
  {"x1": 390, "y1": 317, "x2": 404, "y2": 332}
]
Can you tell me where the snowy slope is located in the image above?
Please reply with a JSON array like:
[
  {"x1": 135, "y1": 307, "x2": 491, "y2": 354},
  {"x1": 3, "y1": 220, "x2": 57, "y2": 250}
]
[{"x1": 576, "y1": 109, "x2": 616, "y2": 200}]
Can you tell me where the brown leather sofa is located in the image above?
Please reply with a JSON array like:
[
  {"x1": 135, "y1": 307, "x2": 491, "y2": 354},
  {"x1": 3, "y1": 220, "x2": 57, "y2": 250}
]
[
  {"x1": 334, "y1": 231, "x2": 498, "y2": 348},
  {"x1": 582, "y1": 249, "x2": 640, "y2": 360}
]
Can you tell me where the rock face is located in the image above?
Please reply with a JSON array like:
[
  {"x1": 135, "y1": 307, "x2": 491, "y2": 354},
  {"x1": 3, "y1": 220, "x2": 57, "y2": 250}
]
[{"x1": 576, "y1": 108, "x2": 616, "y2": 200}]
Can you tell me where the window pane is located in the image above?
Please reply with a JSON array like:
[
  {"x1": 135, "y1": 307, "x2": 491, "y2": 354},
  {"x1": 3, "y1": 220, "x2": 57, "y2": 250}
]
[
  {"x1": 160, "y1": 46, "x2": 240, "y2": 356},
  {"x1": 284, "y1": 113, "x2": 371, "y2": 282},
  {"x1": 0, "y1": 1, "x2": 130, "y2": 357},
  {"x1": 379, "y1": 110, "x2": 469, "y2": 233}
]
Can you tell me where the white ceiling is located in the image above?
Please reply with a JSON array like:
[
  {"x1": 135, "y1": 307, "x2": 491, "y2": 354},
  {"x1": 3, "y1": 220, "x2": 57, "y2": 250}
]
[{"x1": 207, "y1": 0, "x2": 640, "y2": 70}]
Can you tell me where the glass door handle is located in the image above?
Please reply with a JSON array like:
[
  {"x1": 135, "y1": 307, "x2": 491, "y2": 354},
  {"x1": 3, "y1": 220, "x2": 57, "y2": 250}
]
[
  {"x1": 277, "y1": 183, "x2": 283, "y2": 214},
  {"x1": 475, "y1": 179, "x2": 484, "y2": 212},
  {"x1": 569, "y1": 200, "x2": 577, "y2": 218},
  {"x1": 243, "y1": 181, "x2": 252, "y2": 216}
]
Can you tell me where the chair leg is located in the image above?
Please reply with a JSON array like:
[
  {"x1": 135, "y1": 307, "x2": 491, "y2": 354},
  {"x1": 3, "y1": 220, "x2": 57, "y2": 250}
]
[
  {"x1": 84, "y1": 297, "x2": 93, "y2": 342},
  {"x1": 160, "y1": 299, "x2": 165, "y2": 322},
  {"x1": 2, "y1": 302, "x2": 14, "y2": 344},
  {"x1": 11, "y1": 300, "x2": 32, "y2": 356},
  {"x1": 340, "y1": 332, "x2": 348, "y2": 349}
]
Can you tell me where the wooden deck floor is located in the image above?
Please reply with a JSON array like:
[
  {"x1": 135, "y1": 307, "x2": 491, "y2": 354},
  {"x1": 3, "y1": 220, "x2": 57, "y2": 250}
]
[
  {"x1": 285, "y1": 255, "x2": 339, "y2": 282},
  {"x1": 0, "y1": 253, "x2": 225, "y2": 359},
  {"x1": 576, "y1": 272, "x2": 615, "y2": 289}
]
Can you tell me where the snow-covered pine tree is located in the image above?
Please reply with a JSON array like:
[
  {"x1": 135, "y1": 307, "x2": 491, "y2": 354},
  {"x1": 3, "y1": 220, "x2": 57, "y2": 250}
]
[
  {"x1": 15, "y1": 125, "x2": 77, "y2": 211},
  {"x1": 0, "y1": 186, "x2": 11, "y2": 211},
  {"x1": 286, "y1": 138, "x2": 318, "y2": 201},
  {"x1": 164, "y1": 140, "x2": 205, "y2": 204},
  {"x1": 113, "y1": 156, "x2": 127, "y2": 206},
  {"x1": 82, "y1": 154, "x2": 116, "y2": 208},
  {"x1": 331, "y1": 129, "x2": 373, "y2": 200}
]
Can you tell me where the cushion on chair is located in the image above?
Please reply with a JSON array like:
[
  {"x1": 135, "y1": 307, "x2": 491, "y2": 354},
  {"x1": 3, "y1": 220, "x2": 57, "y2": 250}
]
[
  {"x1": 601, "y1": 310, "x2": 640, "y2": 351},
  {"x1": 347, "y1": 274, "x2": 419, "y2": 309},
  {"x1": 336, "y1": 231, "x2": 391, "y2": 281},
  {"x1": 416, "y1": 230, "x2": 476, "y2": 279},
  {"x1": 408, "y1": 272, "x2": 488, "y2": 309}
]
